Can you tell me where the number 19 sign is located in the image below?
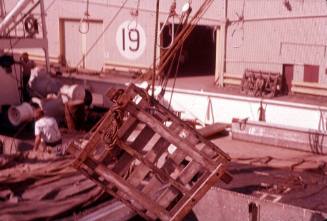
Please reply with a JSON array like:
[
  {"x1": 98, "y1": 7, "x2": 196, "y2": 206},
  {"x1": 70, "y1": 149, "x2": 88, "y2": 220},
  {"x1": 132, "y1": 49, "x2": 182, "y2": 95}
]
[{"x1": 116, "y1": 20, "x2": 146, "y2": 60}]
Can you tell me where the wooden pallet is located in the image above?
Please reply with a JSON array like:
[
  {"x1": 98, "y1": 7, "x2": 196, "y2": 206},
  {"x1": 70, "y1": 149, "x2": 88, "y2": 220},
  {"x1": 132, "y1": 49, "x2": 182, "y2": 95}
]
[{"x1": 67, "y1": 84, "x2": 232, "y2": 221}]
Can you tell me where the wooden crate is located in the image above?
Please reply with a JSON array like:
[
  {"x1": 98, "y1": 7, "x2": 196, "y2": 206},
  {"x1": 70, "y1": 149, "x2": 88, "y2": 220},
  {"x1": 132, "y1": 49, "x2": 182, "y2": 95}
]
[{"x1": 67, "y1": 84, "x2": 232, "y2": 221}]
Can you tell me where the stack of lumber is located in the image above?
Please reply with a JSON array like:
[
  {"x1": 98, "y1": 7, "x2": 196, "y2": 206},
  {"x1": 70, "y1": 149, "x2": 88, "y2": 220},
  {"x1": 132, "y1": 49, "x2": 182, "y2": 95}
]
[{"x1": 0, "y1": 153, "x2": 106, "y2": 221}]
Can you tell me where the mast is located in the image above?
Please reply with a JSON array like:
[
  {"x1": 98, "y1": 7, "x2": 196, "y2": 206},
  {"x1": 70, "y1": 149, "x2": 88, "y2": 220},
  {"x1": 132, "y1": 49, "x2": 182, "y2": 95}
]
[{"x1": 152, "y1": 0, "x2": 160, "y2": 98}]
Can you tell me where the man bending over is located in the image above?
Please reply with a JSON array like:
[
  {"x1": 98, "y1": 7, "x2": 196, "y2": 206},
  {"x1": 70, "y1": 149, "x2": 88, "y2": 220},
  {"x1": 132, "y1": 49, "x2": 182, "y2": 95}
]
[{"x1": 34, "y1": 109, "x2": 62, "y2": 152}]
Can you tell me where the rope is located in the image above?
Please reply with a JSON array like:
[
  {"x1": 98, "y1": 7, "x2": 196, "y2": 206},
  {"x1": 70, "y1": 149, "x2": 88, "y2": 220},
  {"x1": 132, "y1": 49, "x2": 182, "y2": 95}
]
[
  {"x1": 158, "y1": 0, "x2": 178, "y2": 50},
  {"x1": 78, "y1": 0, "x2": 90, "y2": 34},
  {"x1": 74, "y1": 0, "x2": 129, "y2": 71},
  {"x1": 309, "y1": 130, "x2": 324, "y2": 155},
  {"x1": 102, "y1": 104, "x2": 123, "y2": 150},
  {"x1": 167, "y1": 44, "x2": 184, "y2": 110},
  {"x1": 127, "y1": 0, "x2": 140, "y2": 30}
]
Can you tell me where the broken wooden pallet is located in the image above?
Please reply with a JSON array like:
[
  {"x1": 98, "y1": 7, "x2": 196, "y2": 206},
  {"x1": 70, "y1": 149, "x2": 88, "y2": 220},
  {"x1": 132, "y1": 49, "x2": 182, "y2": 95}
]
[{"x1": 67, "y1": 84, "x2": 232, "y2": 221}]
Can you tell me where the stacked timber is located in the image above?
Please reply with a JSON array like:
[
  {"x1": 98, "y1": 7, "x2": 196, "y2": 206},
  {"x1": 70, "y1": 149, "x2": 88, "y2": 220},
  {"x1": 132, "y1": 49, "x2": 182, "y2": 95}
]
[{"x1": 0, "y1": 153, "x2": 106, "y2": 221}]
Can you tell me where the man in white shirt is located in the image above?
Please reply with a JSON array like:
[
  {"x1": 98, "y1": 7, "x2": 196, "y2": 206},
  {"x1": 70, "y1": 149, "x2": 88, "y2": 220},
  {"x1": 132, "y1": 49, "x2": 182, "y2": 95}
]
[{"x1": 34, "y1": 109, "x2": 62, "y2": 152}]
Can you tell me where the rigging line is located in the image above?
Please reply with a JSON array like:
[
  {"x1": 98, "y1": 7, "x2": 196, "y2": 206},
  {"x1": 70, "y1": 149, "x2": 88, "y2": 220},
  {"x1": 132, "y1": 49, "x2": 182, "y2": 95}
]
[
  {"x1": 160, "y1": 50, "x2": 178, "y2": 94},
  {"x1": 160, "y1": 17, "x2": 185, "y2": 93},
  {"x1": 79, "y1": 0, "x2": 90, "y2": 34},
  {"x1": 74, "y1": 0, "x2": 129, "y2": 70},
  {"x1": 168, "y1": 43, "x2": 184, "y2": 111},
  {"x1": 158, "y1": 0, "x2": 178, "y2": 50},
  {"x1": 157, "y1": 0, "x2": 213, "y2": 77},
  {"x1": 140, "y1": 0, "x2": 213, "y2": 85},
  {"x1": 151, "y1": 0, "x2": 160, "y2": 99},
  {"x1": 128, "y1": 0, "x2": 140, "y2": 30},
  {"x1": 45, "y1": 0, "x2": 57, "y2": 12}
]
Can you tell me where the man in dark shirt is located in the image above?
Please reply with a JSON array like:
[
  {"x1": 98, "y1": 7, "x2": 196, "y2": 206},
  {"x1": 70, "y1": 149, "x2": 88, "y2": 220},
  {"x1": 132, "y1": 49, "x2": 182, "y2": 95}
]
[{"x1": 20, "y1": 52, "x2": 35, "y2": 102}]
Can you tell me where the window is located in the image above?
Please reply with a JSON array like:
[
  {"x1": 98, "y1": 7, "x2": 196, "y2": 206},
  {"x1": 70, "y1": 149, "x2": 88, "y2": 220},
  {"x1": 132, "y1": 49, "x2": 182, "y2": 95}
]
[{"x1": 303, "y1": 65, "x2": 319, "y2": 83}]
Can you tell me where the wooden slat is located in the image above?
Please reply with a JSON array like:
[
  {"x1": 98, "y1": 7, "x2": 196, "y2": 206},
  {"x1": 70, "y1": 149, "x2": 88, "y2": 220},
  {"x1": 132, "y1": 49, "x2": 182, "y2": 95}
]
[
  {"x1": 95, "y1": 164, "x2": 171, "y2": 221},
  {"x1": 112, "y1": 124, "x2": 154, "y2": 179},
  {"x1": 117, "y1": 140, "x2": 190, "y2": 195},
  {"x1": 169, "y1": 165, "x2": 224, "y2": 220},
  {"x1": 156, "y1": 187, "x2": 180, "y2": 209},
  {"x1": 126, "y1": 103, "x2": 216, "y2": 171},
  {"x1": 177, "y1": 162, "x2": 202, "y2": 185}
]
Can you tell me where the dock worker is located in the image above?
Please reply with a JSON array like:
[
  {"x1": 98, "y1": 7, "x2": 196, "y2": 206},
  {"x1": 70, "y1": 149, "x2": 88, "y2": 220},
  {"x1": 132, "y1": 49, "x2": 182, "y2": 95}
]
[
  {"x1": 33, "y1": 108, "x2": 62, "y2": 153},
  {"x1": 19, "y1": 52, "x2": 36, "y2": 102}
]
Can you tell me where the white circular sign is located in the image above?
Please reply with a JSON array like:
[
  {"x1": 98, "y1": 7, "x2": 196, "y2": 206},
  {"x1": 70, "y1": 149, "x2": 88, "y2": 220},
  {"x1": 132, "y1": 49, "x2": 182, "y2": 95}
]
[{"x1": 116, "y1": 20, "x2": 146, "y2": 60}]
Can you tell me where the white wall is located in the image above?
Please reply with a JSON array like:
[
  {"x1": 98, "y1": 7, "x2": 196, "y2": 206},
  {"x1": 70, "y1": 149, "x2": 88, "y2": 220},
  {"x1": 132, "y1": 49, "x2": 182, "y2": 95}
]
[
  {"x1": 164, "y1": 87, "x2": 327, "y2": 130},
  {"x1": 3, "y1": 0, "x2": 327, "y2": 82},
  {"x1": 225, "y1": 0, "x2": 327, "y2": 82}
]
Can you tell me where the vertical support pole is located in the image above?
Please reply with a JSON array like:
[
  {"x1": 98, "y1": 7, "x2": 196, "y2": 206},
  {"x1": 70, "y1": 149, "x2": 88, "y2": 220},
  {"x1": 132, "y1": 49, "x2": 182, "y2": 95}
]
[
  {"x1": 152, "y1": 0, "x2": 160, "y2": 98},
  {"x1": 0, "y1": 0, "x2": 5, "y2": 18},
  {"x1": 216, "y1": 0, "x2": 228, "y2": 87},
  {"x1": 39, "y1": 0, "x2": 50, "y2": 71},
  {"x1": 214, "y1": 26, "x2": 221, "y2": 85}
]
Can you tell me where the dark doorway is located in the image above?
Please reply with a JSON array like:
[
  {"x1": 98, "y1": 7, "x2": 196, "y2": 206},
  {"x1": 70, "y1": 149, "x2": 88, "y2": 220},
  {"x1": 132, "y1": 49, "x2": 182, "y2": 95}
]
[
  {"x1": 282, "y1": 64, "x2": 294, "y2": 95},
  {"x1": 304, "y1": 64, "x2": 319, "y2": 83},
  {"x1": 161, "y1": 24, "x2": 216, "y2": 77}
]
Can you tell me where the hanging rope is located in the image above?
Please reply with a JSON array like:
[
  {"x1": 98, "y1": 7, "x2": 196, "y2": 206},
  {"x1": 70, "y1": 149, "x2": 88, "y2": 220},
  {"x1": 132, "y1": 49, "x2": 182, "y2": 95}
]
[
  {"x1": 128, "y1": 0, "x2": 140, "y2": 30},
  {"x1": 144, "y1": 0, "x2": 214, "y2": 81},
  {"x1": 158, "y1": 0, "x2": 178, "y2": 50},
  {"x1": 79, "y1": 0, "x2": 90, "y2": 34},
  {"x1": 74, "y1": 0, "x2": 129, "y2": 70},
  {"x1": 205, "y1": 96, "x2": 214, "y2": 124},
  {"x1": 102, "y1": 104, "x2": 123, "y2": 150}
]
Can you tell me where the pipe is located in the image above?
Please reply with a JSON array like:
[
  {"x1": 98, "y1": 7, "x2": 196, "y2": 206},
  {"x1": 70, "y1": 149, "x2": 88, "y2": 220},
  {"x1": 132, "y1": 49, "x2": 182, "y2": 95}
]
[
  {"x1": 32, "y1": 96, "x2": 65, "y2": 122},
  {"x1": 59, "y1": 84, "x2": 85, "y2": 103},
  {"x1": 8, "y1": 102, "x2": 34, "y2": 126},
  {"x1": 28, "y1": 67, "x2": 62, "y2": 98},
  {"x1": 229, "y1": 14, "x2": 327, "y2": 23},
  {"x1": 0, "y1": 0, "x2": 34, "y2": 34}
]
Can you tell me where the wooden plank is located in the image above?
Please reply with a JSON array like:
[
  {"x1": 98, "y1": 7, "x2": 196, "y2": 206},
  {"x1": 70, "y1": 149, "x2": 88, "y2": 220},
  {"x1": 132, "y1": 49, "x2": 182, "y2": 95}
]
[
  {"x1": 95, "y1": 164, "x2": 171, "y2": 221},
  {"x1": 132, "y1": 98, "x2": 230, "y2": 160},
  {"x1": 224, "y1": 78, "x2": 242, "y2": 84},
  {"x1": 74, "y1": 162, "x2": 152, "y2": 221},
  {"x1": 112, "y1": 124, "x2": 154, "y2": 179},
  {"x1": 75, "y1": 105, "x2": 125, "y2": 166},
  {"x1": 146, "y1": 137, "x2": 170, "y2": 164},
  {"x1": 117, "y1": 140, "x2": 190, "y2": 195},
  {"x1": 126, "y1": 162, "x2": 151, "y2": 188},
  {"x1": 121, "y1": 134, "x2": 161, "y2": 188},
  {"x1": 129, "y1": 125, "x2": 155, "y2": 151},
  {"x1": 177, "y1": 161, "x2": 202, "y2": 185},
  {"x1": 169, "y1": 165, "x2": 225, "y2": 220},
  {"x1": 197, "y1": 123, "x2": 228, "y2": 138},
  {"x1": 22, "y1": 174, "x2": 88, "y2": 200},
  {"x1": 96, "y1": 116, "x2": 139, "y2": 163},
  {"x1": 0, "y1": 184, "x2": 103, "y2": 221},
  {"x1": 118, "y1": 116, "x2": 139, "y2": 139},
  {"x1": 126, "y1": 103, "x2": 216, "y2": 171},
  {"x1": 156, "y1": 187, "x2": 180, "y2": 209}
]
